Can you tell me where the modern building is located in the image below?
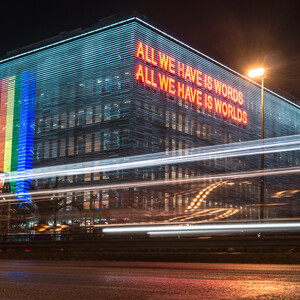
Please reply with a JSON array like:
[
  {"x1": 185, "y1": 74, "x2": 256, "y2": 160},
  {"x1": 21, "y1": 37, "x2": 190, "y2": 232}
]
[{"x1": 0, "y1": 14, "x2": 299, "y2": 228}]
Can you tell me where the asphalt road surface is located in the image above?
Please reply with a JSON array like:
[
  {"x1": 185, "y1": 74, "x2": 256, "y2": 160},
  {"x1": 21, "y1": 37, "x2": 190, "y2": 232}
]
[{"x1": 0, "y1": 260, "x2": 299, "y2": 299}]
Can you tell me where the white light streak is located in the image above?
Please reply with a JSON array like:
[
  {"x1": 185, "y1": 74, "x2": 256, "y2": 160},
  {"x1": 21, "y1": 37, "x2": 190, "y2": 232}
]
[
  {"x1": 147, "y1": 227, "x2": 300, "y2": 237},
  {"x1": 3, "y1": 134, "x2": 300, "y2": 183},
  {"x1": 102, "y1": 222, "x2": 300, "y2": 235},
  {"x1": 1, "y1": 165, "x2": 300, "y2": 201}
]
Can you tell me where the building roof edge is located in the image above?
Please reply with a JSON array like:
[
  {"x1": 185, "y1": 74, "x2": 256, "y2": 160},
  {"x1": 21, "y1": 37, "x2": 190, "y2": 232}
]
[
  {"x1": 134, "y1": 18, "x2": 300, "y2": 110},
  {"x1": 1, "y1": 15, "x2": 299, "y2": 110}
]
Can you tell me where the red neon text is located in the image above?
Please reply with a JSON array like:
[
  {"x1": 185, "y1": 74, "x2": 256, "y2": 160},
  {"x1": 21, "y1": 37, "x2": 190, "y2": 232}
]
[
  {"x1": 135, "y1": 41, "x2": 248, "y2": 126},
  {"x1": 214, "y1": 98, "x2": 248, "y2": 124},
  {"x1": 158, "y1": 73, "x2": 175, "y2": 95},
  {"x1": 214, "y1": 79, "x2": 244, "y2": 105},
  {"x1": 177, "y1": 62, "x2": 202, "y2": 87},
  {"x1": 136, "y1": 42, "x2": 157, "y2": 66},
  {"x1": 136, "y1": 64, "x2": 157, "y2": 88},
  {"x1": 178, "y1": 82, "x2": 202, "y2": 106}
]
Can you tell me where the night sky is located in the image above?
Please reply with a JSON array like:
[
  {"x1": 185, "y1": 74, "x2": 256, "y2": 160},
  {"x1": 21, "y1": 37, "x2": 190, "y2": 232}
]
[{"x1": 1, "y1": 0, "x2": 299, "y2": 101}]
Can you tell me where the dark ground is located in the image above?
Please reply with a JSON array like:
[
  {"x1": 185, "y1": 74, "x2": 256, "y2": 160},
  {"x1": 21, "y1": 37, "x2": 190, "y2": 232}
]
[
  {"x1": 0, "y1": 260, "x2": 299, "y2": 299},
  {"x1": 2, "y1": 234, "x2": 300, "y2": 264}
]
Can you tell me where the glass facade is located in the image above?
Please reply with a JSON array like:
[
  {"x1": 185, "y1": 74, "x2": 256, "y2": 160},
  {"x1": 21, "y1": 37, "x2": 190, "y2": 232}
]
[{"x1": 0, "y1": 16, "x2": 299, "y2": 227}]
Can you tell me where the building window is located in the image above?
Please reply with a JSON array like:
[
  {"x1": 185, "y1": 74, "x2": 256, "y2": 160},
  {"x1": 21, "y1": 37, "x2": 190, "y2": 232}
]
[
  {"x1": 165, "y1": 137, "x2": 169, "y2": 154},
  {"x1": 68, "y1": 175, "x2": 73, "y2": 183},
  {"x1": 60, "y1": 138, "x2": 66, "y2": 157},
  {"x1": 103, "y1": 130, "x2": 110, "y2": 150},
  {"x1": 85, "y1": 173, "x2": 91, "y2": 182},
  {"x1": 184, "y1": 117, "x2": 189, "y2": 134},
  {"x1": 84, "y1": 191, "x2": 90, "y2": 210},
  {"x1": 44, "y1": 141, "x2": 49, "y2": 159},
  {"x1": 166, "y1": 111, "x2": 170, "y2": 128},
  {"x1": 172, "y1": 112, "x2": 176, "y2": 130},
  {"x1": 178, "y1": 114, "x2": 183, "y2": 132},
  {"x1": 172, "y1": 166, "x2": 176, "y2": 179},
  {"x1": 94, "y1": 132, "x2": 101, "y2": 151},
  {"x1": 95, "y1": 105, "x2": 101, "y2": 123},
  {"x1": 53, "y1": 115, "x2": 59, "y2": 130},
  {"x1": 202, "y1": 125, "x2": 206, "y2": 138},
  {"x1": 68, "y1": 137, "x2": 74, "y2": 156},
  {"x1": 76, "y1": 136, "x2": 83, "y2": 155},
  {"x1": 85, "y1": 134, "x2": 92, "y2": 153},
  {"x1": 94, "y1": 172, "x2": 100, "y2": 181},
  {"x1": 103, "y1": 104, "x2": 111, "y2": 121},
  {"x1": 69, "y1": 111, "x2": 75, "y2": 127},
  {"x1": 196, "y1": 122, "x2": 201, "y2": 138},
  {"x1": 103, "y1": 172, "x2": 109, "y2": 180},
  {"x1": 51, "y1": 140, "x2": 57, "y2": 158},
  {"x1": 61, "y1": 113, "x2": 67, "y2": 129},
  {"x1": 37, "y1": 142, "x2": 42, "y2": 160},
  {"x1": 76, "y1": 110, "x2": 85, "y2": 126},
  {"x1": 86, "y1": 107, "x2": 93, "y2": 124},
  {"x1": 44, "y1": 116, "x2": 50, "y2": 131}
]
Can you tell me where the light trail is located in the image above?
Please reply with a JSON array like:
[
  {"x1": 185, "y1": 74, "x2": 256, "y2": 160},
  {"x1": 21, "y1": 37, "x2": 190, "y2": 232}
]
[
  {"x1": 166, "y1": 208, "x2": 239, "y2": 223},
  {"x1": 147, "y1": 227, "x2": 300, "y2": 237},
  {"x1": 1, "y1": 165, "x2": 300, "y2": 201},
  {"x1": 102, "y1": 222, "x2": 300, "y2": 235},
  {"x1": 3, "y1": 134, "x2": 300, "y2": 182},
  {"x1": 187, "y1": 181, "x2": 228, "y2": 212}
]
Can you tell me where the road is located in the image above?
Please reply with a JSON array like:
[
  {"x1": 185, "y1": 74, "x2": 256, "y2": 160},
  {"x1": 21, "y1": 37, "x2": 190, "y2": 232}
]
[{"x1": 0, "y1": 260, "x2": 299, "y2": 299}]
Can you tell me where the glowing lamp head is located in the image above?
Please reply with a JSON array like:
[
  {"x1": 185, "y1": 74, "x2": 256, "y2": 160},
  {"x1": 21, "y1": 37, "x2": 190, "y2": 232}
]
[{"x1": 248, "y1": 67, "x2": 265, "y2": 78}]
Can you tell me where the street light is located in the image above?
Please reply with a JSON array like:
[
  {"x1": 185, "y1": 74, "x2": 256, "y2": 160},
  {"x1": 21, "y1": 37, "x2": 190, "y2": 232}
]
[{"x1": 249, "y1": 67, "x2": 265, "y2": 221}]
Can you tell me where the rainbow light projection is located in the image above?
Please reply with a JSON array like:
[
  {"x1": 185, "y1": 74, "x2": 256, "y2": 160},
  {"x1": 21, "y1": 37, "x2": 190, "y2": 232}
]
[{"x1": 0, "y1": 71, "x2": 36, "y2": 203}]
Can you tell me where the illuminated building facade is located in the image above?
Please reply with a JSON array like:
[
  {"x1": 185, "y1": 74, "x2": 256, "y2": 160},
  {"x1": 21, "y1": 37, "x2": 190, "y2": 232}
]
[{"x1": 0, "y1": 15, "x2": 299, "y2": 226}]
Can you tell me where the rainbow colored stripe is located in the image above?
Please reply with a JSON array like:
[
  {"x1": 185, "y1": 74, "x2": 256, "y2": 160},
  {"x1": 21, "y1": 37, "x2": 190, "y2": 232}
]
[{"x1": 0, "y1": 71, "x2": 36, "y2": 202}]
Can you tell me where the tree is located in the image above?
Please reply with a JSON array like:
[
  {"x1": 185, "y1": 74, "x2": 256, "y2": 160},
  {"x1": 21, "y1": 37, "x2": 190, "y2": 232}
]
[{"x1": 21, "y1": 177, "x2": 68, "y2": 227}]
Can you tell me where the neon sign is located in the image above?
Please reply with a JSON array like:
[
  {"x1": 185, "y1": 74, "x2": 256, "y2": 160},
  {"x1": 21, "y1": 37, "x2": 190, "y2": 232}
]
[{"x1": 135, "y1": 41, "x2": 248, "y2": 125}]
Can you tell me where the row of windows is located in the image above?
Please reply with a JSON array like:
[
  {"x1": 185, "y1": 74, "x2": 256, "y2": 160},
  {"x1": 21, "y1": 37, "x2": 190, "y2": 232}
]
[
  {"x1": 49, "y1": 181, "x2": 260, "y2": 213},
  {"x1": 35, "y1": 101, "x2": 131, "y2": 133},
  {"x1": 166, "y1": 113, "x2": 236, "y2": 142},
  {"x1": 136, "y1": 100, "x2": 243, "y2": 143},
  {"x1": 137, "y1": 78, "x2": 300, "y2": 131},
  {"x1": 38, "y1": 72, "x2": 132, "y2": 104},
  {"x1": 34, "y1": 175, "x2": 290, "y2": 221},
  {"x1": 35, "y1": 129, "x2": 129, "y2": 160}
]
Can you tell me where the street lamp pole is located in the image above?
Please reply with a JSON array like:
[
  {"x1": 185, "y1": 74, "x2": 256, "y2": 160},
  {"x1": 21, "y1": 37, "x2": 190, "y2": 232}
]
[
  {"x1": 248, "y1": 68, "x2": 265, "y2": 221},
  {"x1": 260, "y1": 75, "x2": 264, "y2": 221}
]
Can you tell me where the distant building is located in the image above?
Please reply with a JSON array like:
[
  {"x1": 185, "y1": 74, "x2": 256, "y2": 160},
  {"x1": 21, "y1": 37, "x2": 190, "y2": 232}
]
[{"x1": 0, "y1": 15, "x2": 299, "y2": 227}]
